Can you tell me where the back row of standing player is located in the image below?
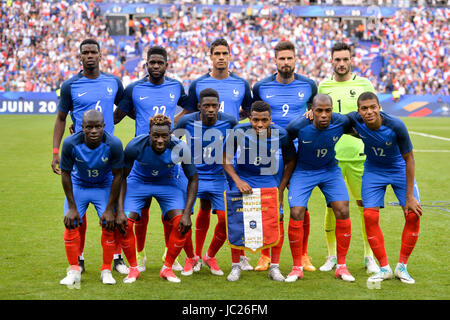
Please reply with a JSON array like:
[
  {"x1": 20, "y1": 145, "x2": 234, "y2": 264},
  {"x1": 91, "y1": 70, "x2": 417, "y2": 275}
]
[{"x1": 52, "y1": 38, "x2": 422, "y2": 286}]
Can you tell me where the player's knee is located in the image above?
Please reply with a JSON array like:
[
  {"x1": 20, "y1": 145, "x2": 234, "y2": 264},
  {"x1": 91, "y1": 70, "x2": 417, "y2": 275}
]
[
  {"x1": 332, "y1": 204, "x2": 349, "y2": 220},
  {"x1": 405, "y1": 211, "x2": 420, "y2": 226},
  {"x1": 363, "y1": 208, "x2": 379, "y2": 226},
  {"x1": 290, "y1": 207, "x2": 305, "y2": 221}
]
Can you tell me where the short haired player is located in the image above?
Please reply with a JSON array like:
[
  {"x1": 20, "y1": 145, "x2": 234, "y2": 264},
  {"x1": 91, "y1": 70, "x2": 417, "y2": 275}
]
[
  {"x1": 182, "y1": 38, "x2": 254, "y2": 271},
  {"x1": 222, "y1": 101, "x2": 297, "y2": 282},
  {"x1": 59, "y1": 110, "x2": 124, "y2": 286},
  {"x1": 116, "y1": 114, "x2": 198, "y2": 283},
  {"x1": 285, "y1": 94, "x2": 355, "y2": 282},
  {"x1": 114, "y1": 45, "x2": 190, "y2": 273},
  {"x1": 174, "y1": 88, "x2": 237, "y2": 277},
  {"x1": 317, "y1": 42, "x2": 379, "y2": 274},
  {"x1": 252, "y1": 40, "x2": 317, "y2": 271},
  {"x1": 347, "y1": 92, "x2": 422, "y2": 284},
  {"x1": 52, "y1": 39, "x2": 126, "y2": 274}
]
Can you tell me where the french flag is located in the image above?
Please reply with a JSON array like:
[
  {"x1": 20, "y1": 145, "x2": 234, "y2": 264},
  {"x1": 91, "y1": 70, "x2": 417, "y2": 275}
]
[
  {"x1": 225, "y1": 188, "x2": 280, "y2": 252},
  {"x1": 140, "y1": 18, "x2": 149, "y2": 28}
]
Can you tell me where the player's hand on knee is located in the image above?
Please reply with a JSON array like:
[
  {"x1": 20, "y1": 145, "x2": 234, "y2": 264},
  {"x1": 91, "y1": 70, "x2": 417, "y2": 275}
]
[
  {"x1": 100, "y1": 209, "x2": 115, "y2": 232},
  {"x1": 64, "y1": 209, "x2": 80, "y2": 230},
  {"x1": 115, "y1": 211, "x2": 128, "y2": 234},
  {"x1": 179, "y1": 214, "x2": 192, "y2": 235},
  {"x1": 406, "y1": 197, "x2": 422, "y2": 217}
]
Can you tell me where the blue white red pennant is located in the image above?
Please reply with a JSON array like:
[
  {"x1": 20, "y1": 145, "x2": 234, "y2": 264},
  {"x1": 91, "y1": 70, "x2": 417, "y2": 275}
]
[{"x1": 225, "y1": 187, "x2": 280, "y2": 252}]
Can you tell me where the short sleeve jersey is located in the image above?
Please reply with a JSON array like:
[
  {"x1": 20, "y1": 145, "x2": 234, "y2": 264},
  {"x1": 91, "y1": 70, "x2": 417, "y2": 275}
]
[
  {"x1": 118, "y1": 76, "x2": 188, "y2": 135},
  {"x1": 252, "y1": 73, "x2": 317, "y2": 128},
  {"x1": 286, "y1": 113, "x2": 353, "y2": 170},
  {"x1": 185, "y1": 72, "x2": 252, "y2": 120},
  {"x1": 174, "y1": 111, "x2": 237, "y2": 179},
  {"x1": 124, "y1": 134, "x2": 196, "y2": 183},
  {"x1": 58, "y1": 71, "x2": 124, "y2": 134},
  {"x1": 225, "y1": 123, "x2": 296, "y2": 181},
  {"x1": 318, "y1": 74, "x2": 375, "y2": 161},
  {"x1": 346, "y1": 111, "x2": 413, "y2": 170},
  {"x1": 60, "y1": 131, "x2": 124, "y2": 188}
]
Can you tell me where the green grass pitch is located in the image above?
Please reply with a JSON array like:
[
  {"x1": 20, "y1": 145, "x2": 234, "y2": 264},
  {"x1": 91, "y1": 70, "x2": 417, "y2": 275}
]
[{"x1": 0, "y1": 115, "x2": 448, "y2": 301}]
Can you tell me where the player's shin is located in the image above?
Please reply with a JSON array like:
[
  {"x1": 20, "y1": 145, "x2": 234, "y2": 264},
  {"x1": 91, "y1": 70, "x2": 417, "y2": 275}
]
[
  {"x1": 135, "y1": 207, "x2": 149, "y2": 252},
  {"x1": 335, "y1": 218, "x2": 351, "y2": 265},
  {"x1": 271, "y1": 220, "x2": 284, "y2": 264},
  {"x1": 161, "y1": 213, "x2": 171, "y2": 247},
  {"x1": 288, "y1": 218, "x2": 304, "y2": 267},
  {"x1": 183, "y1": 229, "x2": 195, "y2": 258},
  {"x1": 117, "y1": 219, "x2": 138, "y2": 268},
  {"x1": 358, "y1": 205, "x2": 373, "y2": 257},
  {"x1": 101, "y1": 229, "x2": 115, "y2": 271},
  {"x1": 206, "y1": 210, "x2": 226, "y2": 258},
  {"x1": 324, "y1": 207, "x2": 337, "y2": 256},
  {"x1": 164, "y1": 215, "x2": 187, "y2": 268},
  {"x1": 64, "y1": 228, "x2": 81, "y2": 270},
  {"x1": 399, "y1": 211, "x2": 420, "y2": 264},
  {"x1": 303, "y1": 210, "x2": 311, "y2": 255},
  {"x1": 231, "y1": 248, "x2": 241, "y2": 264},
  {"x1": 195, "y1": 207, "x2": 211, "y2": 257},
  {"x1": 363, "y1": 208, "x2": 388, "y2": 267},
  {"x1": 78, "y1": 214, "x2": 87, "y2": 256}
]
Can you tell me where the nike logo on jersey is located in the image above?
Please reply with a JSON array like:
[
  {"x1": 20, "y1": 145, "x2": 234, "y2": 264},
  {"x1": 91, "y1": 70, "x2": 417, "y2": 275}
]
[
  {"x1": 302, "y1": 140, "x2": 312, "y2": 144},
  {"x1": 78, "y1": 92, "x2": 87, "y2": 97},
  {"x1": 140, "y1": 96, "x2": 149, "y2": 100},
  {"x1": 152, "y1": 170, "x2": 159, "y2": 176},
  {"x1": 385, "y1": 141, "x2": 392, "y2": 146},
  {"x1": 75, "y1": 157, "x2": 84, "y2": 162},
  {"x1": 333, "y1": 136, "x2": 339, "y2": 142},
  {"x1": 101, "y1": 157, "x2": 109, "y2": 163},
  {"x1": 266, "y1": 94, "x2": 275, "y2": 98}
]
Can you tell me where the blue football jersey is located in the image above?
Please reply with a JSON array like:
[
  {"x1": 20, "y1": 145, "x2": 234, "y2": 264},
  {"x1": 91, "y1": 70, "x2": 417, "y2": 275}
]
[
  {"x1": 286, "y1": 113, "x2": 353, "y2": 170},
  {"x1": 185, "y1": 72, "x2": 252, "y2": 120},
  {"x1": 124, "y1": 134, "x2": 196, "y2": 183},
  {"x1": 225, "y1": 123, "x2": 296, "y2": 183},
  {"x1": 58, "y1": 71, "x2": 124, "y2": 134},
  {"x1": 118, "y1": 76, "x2": 188, "y2": 135},
  {"x1": 174, "y1": 111, "x2": 237, "y2": 179},
  {"x1": 60, "y1": 131, "x2": 124, "y2": 188},
  {"x1": 252, "y1": 73, "x2": 317, "y2": 128},
  {"x1": 346, "y1": 111, "x2": 413, "y2": 169}
]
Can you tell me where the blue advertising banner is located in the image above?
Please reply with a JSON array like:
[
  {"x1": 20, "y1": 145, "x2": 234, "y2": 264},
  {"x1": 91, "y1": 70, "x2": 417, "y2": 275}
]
[
  {"x1": 379, "y1": 94, "x2": 450, "y2": 117},
  {"x1": 0, "y1": 92, "x2": 58, "y2": 115},
  {"x1": 1, "y1": 92, "x2": 448, "y2": 117},
  {"x1": 98, "y1": 3, "x2": 447, "y2": 18}
]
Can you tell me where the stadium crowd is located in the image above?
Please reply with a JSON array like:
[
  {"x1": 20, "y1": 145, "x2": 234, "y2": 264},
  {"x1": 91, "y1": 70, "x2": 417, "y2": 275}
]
[{"x1": 0, "y1": 1, "x2": 448, "y2": 95}]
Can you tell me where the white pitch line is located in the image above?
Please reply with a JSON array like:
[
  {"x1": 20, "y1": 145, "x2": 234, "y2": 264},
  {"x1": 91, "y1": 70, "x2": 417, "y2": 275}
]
[
  {"x1": 410, "y1": 131, "x2": 450, "y2": 142},
  {"x1": 414, "y1": 150, "x2": 450, "y2": 152}
]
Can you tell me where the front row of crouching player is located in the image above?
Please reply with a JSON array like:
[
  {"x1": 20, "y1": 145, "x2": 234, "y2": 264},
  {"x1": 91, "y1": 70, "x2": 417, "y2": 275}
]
[{"x1": 58, "y1": 90, "x2": 421, "y2": 286}]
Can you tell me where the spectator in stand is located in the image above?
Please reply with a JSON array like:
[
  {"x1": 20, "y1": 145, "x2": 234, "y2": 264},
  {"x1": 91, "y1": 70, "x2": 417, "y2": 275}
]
[{"x1": 0, "y1": 2, "x2": 448, "y2": 96}]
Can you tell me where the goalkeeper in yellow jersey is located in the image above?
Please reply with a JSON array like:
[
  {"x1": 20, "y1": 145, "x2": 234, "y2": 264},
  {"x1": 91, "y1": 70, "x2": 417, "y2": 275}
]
[{"x1": 317, "y1": 42, "x2": 379, "y2": 274}]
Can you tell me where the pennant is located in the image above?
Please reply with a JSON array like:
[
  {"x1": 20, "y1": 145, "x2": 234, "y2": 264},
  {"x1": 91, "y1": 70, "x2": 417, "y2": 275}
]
[{"x1": 225, "y1": 187, "x2": 280, "y2": 252}]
